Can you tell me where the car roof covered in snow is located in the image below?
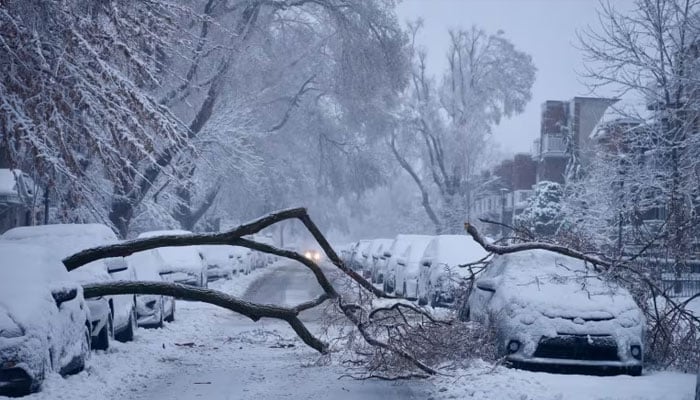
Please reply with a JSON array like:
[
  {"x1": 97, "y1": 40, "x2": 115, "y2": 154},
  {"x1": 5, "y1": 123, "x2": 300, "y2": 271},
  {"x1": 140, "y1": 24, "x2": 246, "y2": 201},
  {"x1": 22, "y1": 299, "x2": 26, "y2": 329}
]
[
  {"x1": 0, "y1": 243, "x2": 75, "y2": 329},
  {"x1": 391, "y1": 234, "x2": 432, "y2": 258},
  {"x1": 137, "y1": 230, "x2": 203, "y2": 272},
  {"x1": 423, "y1": 235, "x2": 488, "y2": 266},
  {"x1": 487, "y1": 249, "x2": 639, "y2": 317},
  {"x1": 400, "y1": 235, "x2": 434, "y2": 262},
  {"x1": 126, "y1": 250, "x2": 165, "y2": 281},
  {"x1": 1, "y1": 224, "x2": 119, "y2": 284}
]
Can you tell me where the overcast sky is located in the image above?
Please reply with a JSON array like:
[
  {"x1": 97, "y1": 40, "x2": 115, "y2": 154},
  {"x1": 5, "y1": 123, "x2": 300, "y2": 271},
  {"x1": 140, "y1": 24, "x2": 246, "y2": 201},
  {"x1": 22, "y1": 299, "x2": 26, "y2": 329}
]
[{"x1": 395, "y1": 0, "x2": 635, "y2": 155}]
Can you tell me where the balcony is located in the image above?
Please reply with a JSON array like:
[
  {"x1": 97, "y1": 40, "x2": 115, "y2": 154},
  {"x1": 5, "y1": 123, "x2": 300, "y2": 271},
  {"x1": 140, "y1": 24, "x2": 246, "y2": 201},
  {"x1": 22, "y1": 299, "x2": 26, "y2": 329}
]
[{"x1": 540, "y1": 135, "x2": 567, "y2": 157}]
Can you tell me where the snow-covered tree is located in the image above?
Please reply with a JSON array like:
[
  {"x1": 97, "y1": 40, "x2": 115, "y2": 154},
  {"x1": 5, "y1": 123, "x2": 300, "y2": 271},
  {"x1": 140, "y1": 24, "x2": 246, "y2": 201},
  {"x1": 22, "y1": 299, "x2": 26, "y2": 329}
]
[
  {"x1": 390, "y1": 22, "x2": 535, "y2": 234},
  {"x1": 571, "y1": 0, "x2": 700, "y2": 265}
]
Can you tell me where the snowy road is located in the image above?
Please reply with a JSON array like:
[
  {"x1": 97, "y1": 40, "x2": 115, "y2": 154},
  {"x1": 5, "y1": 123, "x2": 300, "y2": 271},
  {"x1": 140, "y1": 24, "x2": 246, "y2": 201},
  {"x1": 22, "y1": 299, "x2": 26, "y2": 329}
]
[{"x1": 131, "y1": 261, "x2": 425, "y2": 400}]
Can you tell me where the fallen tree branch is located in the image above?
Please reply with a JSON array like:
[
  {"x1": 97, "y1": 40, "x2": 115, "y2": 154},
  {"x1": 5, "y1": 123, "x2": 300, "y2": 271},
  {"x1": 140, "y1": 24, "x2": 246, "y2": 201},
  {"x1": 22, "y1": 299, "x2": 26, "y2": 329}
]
[
  {"x1": 464, "y1": 222, "x2": 610, "y2": 269},
  {"x1": 83, "y1": 280, "x2": 327, "y2": 353}
]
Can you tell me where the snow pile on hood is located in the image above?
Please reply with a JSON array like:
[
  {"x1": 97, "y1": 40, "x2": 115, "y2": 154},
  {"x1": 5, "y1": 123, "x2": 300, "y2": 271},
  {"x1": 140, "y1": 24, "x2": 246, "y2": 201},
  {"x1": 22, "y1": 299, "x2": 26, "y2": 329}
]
[
  {"x1": 1, "y1": 224, "x2": 120, "y2": 284},
  {"x1": 401, "y1": 236, "x2": 434, "y2": 269}
]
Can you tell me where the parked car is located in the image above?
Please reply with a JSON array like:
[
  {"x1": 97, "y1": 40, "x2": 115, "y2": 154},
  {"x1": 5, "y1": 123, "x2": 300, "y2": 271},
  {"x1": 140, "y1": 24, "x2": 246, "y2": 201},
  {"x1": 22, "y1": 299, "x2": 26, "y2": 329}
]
[
  {"x1": 137, "y1": 230, "x2": 207, "y2": 288},
  {"x1": 350, "y1": 240, "x2": 372, "y2": 271},
  {"x1": 125, "y1": 249, "x2": 175, "y2": 327},
  {"x1": 418, "y1": 234, "x2": 488, "y2": 307},
  {"x1": 232, "y1": 246, "x2": 253, "y2": 275},
  {"x1": 394, "y1": 236, "x2": 434, "y2": 300},
  {"x1": 367, "y1": 239, "x2": 394, "y2": 283},
  {"x1": 0, "y1": 244, "x2": 92, "y2": 395},
  {"x1": 372, "y1": 239, "x2": 396, "y2": 285},
  {"x1": 359, "y1": 239, "x2": 390, "y2": 279},
  {"x1": 1, "y1": 224, "x2": 138, "y2": 349},
  {"x1": 199, "y1": 245, "x2": 236, "y2": 281},
  {"x1": 253, "y1": 235, "x2": 277, "y2": 265},
  {"x1": 383, "y1": 235, "x2": 432, "y2": 294},
  {"x1": 466, "y1": 249, "x2": 645, "y2": 376}
]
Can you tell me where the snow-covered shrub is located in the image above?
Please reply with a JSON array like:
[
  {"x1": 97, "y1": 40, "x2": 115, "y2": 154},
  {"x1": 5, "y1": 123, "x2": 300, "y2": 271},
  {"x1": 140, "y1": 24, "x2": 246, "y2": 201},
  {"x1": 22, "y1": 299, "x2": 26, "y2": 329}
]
[{"x1": 514, "y1": 181, "x2": 564, "y2": 238}]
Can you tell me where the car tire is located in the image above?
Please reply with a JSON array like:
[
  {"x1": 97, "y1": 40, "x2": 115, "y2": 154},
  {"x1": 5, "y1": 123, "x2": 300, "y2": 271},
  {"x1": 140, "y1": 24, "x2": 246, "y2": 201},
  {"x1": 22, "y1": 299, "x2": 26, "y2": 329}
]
[
  {"x1": 418, "y1": 294, "x2": 428, "y2": 306},
  {"x1": 93, "y1": 314, "x2": 112, "y2": 350},
  {"x1": 628, "y1": 366, "x2": 642, "y2": 377},
  {"x1": 115, "y1": 308, "x2": 136, "y2": 342}
]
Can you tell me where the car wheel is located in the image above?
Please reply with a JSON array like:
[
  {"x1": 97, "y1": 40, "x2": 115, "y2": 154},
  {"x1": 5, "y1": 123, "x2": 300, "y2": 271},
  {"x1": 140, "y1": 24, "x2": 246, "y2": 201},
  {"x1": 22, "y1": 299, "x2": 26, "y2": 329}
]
[
  {"x1": 628, "y1": 366, "x2": 642, "y2": 377},
  {"x1": 115, "y1": 308, "x2": 136, "y2": 342},
  {"x1": 93, "y1": 314, "x2": 112, "y2": 350},
  {"x1": 418, "y1": 294, "x2": 428, "y2": 306}
]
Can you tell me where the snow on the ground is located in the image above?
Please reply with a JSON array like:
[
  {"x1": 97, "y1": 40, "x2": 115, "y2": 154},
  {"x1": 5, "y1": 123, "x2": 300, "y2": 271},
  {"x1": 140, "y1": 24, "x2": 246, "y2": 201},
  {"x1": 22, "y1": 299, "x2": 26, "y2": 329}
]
[
  {"x1": 17, "y1": 266, "x2": 280, "y2": 400},
  {"x1": 432, "y1": 360, "x2": 694, "y2": 400}
]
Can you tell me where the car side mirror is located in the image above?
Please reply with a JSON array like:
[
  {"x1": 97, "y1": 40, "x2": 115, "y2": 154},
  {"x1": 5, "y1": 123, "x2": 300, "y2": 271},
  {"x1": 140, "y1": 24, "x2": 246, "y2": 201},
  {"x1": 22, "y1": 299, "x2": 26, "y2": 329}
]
[
  {"x1": 106, "y1": 259, "x2": 128, "y2": 273},
  {"x1": 383, "y1": 251, "x2": 391, "y2": 258},
  {"x1": 476, "y1": 278, "x2": 496, "y2": 293},
  {"x1": 421, "y1": 259, "x2": 432, "y2": 267},
  {"x1": 396, "y1": 257, "x2": 407, "y2": 266},
  {"x1": 52, "y1": 287, "x2": 77, "y2": 306}
]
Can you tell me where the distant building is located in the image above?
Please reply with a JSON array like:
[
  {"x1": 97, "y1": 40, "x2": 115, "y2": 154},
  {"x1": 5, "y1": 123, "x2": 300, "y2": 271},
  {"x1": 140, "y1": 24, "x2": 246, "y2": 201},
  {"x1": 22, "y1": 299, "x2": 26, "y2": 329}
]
[
  {"x1": 0, "y1": 169, "x2": 38, "y2": 234},
  {"x1": 534, "y1": 97, "x2": 618, "y2": 184},
  {"x1": 471, "y1": 153, "x2": 537, "y2": 237}
]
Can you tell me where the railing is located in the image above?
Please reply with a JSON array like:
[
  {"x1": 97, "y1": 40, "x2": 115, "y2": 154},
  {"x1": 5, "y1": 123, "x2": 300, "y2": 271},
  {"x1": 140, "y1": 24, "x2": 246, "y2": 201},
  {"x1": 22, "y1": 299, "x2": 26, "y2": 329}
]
[
  {"x1": 541, "y1": 135, "x2": 567, "y2": 156},
  {"x1": 661, "y1": 273, "x2": 700, "y2": 297}
]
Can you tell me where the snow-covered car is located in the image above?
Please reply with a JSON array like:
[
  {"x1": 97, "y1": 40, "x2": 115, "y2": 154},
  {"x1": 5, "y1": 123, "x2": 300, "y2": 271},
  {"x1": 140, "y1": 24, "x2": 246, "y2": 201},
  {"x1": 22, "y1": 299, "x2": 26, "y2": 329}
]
[
  {"x1": 418, "y1": 234, "x2": 488, "y2": 307},
  {"x1": 125, "y1": 249, "x2": 175, "y2": 328},
  {"x1": 137, "y1": 230, "x2": 207, "y2": 288},
  {"x1": 232, "y1": 246, "x2": 253, "y2": 275},
  {"x1": 466, "y1": 249, "x2": 645, "y2": 376},
  {"x1": 367, "y1": 239, "x2": 394, "y2": 283},
  {"x1": 252, "y1": 235, "x2": 277, "y2": 265},
  {"x1": 350, "y1": 240, "x2": 372, "y2": 271},
  {"x1": 382, "y1": 235, "x2": 432, "y2": 294},
  {"x1": 1, "y1": 224, "x2": 138, "y2": 349},
  {"x1": 394, "y1": 236, "x2": 434, "y2": 300},
  {"x1": 0, "y1": 244, "x2": 91, "y2": 395},
  {"x1": 199, "y1": 245, "x2": 236, "y2": 281}
]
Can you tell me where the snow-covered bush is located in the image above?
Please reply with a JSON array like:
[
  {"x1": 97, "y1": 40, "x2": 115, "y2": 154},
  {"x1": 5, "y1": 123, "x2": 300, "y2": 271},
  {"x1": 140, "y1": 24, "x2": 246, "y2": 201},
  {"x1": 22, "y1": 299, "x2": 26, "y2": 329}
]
[{"x1": 514, "y1": 181, "x2": 564, "y2": 238}]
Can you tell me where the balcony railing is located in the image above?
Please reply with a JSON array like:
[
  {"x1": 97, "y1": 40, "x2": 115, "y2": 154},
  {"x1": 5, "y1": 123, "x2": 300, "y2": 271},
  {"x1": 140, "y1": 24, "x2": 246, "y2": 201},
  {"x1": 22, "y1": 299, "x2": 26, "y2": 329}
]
[{"x1": 541, "y1": 135, "x2": 567, "y2": 157}]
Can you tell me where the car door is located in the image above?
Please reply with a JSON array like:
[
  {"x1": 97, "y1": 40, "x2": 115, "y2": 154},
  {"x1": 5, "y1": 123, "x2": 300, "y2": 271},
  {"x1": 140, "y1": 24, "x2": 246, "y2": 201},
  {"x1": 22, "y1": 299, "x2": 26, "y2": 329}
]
[{"x1": 467, "y1": 260, "x2": 502, "y2": 323}]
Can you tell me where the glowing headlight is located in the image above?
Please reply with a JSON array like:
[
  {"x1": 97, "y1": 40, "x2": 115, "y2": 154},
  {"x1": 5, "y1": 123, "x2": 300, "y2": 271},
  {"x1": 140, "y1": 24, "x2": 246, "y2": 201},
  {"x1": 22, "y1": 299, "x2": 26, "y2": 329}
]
[
  {"x1": 313, "y1": 252, "x2": 321, "y2": 261},
  {"x1": 304, "y1": 251, "x2": 313, "y2": 260}
]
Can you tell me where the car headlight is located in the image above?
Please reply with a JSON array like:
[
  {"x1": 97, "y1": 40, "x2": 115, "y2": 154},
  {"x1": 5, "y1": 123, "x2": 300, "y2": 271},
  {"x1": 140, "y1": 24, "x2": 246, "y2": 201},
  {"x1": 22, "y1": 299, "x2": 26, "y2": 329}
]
[
  {"x1": 304, "y1": 251, "x2": 312, "y2": 260},
  {"x1": 631, "y1": 345, "x2": 642, "y2": 360},
  {"x1": 507, "y1": 340, "x2": 521, "y2": 354},
  {"x1": 313, "y1": 252, "x2": 321, "y2": 261}
]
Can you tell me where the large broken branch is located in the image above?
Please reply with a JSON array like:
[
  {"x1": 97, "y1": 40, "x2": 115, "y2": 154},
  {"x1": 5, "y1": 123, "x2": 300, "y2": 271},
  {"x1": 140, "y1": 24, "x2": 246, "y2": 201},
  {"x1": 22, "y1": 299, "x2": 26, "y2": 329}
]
[
  {"x1": 83, "y1": 280, "x2": 327, "y2": 353},
  {"x1": 65, "y1": 207, "x2": 439, "y2": 377}
]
